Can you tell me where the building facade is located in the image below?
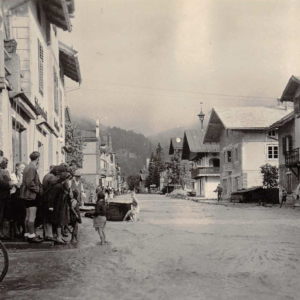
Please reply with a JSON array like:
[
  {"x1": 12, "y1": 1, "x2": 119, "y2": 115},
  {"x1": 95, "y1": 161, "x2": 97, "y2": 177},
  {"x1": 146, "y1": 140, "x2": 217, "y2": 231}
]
[
  {"x1": 268, "y1": 75, "x2": 300, "y2": 203},
  {"x1": 0, "y1": 0, "x2": 81, "y2": 177},
  {"x1": 204, "y1": 107, "x2": 292, "y2": 199},
  {"x1": 182, "y1": 131, "x2": 220, "y2": 198},
  {"x1": 80, "y1": 119, "x2": 119, "y2": 195}
]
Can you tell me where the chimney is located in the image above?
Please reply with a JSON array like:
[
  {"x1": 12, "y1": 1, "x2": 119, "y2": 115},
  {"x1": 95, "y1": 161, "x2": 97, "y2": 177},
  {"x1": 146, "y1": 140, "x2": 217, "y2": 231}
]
[
  {"x1": 197, "y1": 102, "x2": 205, "y2": 131},
  {"x1": 96, "y1": 117, "x2": 100, "y2": 139}
]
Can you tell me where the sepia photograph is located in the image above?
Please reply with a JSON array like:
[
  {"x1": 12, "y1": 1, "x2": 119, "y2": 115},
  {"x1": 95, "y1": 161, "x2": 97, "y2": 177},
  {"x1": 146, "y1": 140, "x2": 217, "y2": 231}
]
[{"x1": 0, "y1": 0, "x2": 300, "y2": 299}]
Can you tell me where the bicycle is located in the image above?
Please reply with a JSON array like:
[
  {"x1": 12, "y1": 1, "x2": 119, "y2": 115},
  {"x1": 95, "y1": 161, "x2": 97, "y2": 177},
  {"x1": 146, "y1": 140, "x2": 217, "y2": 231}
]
[{"x1": 0, "y1": 240, "x2": 9, "y2": 282}]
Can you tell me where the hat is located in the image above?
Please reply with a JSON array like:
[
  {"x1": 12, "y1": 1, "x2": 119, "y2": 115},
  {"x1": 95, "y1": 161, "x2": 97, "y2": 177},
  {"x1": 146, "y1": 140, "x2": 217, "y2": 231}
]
[
  {"x1": 60, "y1": 172, "x2": 71, "y2": 182},
  {"x1": 50, "y1": 165, "x2": 59, "y2": 175},
  {"x1": 57, "y1": 163, "x2": 70, "y2": 175},
  {"x1": 74, "y1": 170, "x2": 81, "y2": 177}
]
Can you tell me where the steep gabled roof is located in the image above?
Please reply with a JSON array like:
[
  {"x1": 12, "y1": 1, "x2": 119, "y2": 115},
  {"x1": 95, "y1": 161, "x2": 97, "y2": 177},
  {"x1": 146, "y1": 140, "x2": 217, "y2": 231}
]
[
  {"x1": 280, "y1": 75, "x2": 300, "y2": 102},
  {"x1": 204, "y1": 106, "x2": 293, "y2": 143},
  {"x1": 267, "y1": 111, "x2": 294, "y2": 131},
  {"x1": 182, "y1": 130, "x2": 220, "y2": 160},
  {"x1": 169, "y1": 137, "x2": 183, "y2": 155}
]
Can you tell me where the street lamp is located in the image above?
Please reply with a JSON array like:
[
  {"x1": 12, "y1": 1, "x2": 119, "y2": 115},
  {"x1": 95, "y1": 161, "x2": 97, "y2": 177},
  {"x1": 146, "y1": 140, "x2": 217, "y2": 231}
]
[{"x1": 197, "y1": 102, "x2": 205, "y2": 131}]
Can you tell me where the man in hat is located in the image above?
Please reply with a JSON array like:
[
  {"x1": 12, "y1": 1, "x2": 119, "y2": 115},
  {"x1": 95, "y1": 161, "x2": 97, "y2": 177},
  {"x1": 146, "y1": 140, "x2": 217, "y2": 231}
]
[
  {"x1": 21, "y1": 151, "x2": 43, "y2": 243},
  {"x1": 70, "y1": 170, "x2": 84, "y2": 206}
]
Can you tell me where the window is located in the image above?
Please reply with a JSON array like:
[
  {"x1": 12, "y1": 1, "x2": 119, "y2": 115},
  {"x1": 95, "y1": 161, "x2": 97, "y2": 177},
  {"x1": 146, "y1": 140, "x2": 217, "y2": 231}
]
[
  {"x1": 268, "y1": 146, "x2": 278, "y2": 159},
  {"x1": 59, "y1": 89, "x2": 63, "y2": 126},
  {"x1": 227, "y1": 151, "x2": 232, "y2": 163},
  {"x1": 38, "y1": 40, "x2": 44, "y2": 96},
  {"x1": 268, "y1": 130, "x2": 276, "y2": 137},
  {"x1": 53, "y1": 67, "x2": 59, "y2": 114},
  {"x1": 235, "y1": 148, "x2": 238, "y2": 161},
  {"x1": 282, "y1": 135, "x2": 293, "y2": 155}
]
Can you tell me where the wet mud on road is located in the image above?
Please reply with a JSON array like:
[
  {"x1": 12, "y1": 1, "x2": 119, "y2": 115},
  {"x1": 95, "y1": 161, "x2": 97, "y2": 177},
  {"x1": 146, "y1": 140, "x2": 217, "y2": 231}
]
[{"x1": 1, "y1": 195, "x2": 300, "y2": 300}]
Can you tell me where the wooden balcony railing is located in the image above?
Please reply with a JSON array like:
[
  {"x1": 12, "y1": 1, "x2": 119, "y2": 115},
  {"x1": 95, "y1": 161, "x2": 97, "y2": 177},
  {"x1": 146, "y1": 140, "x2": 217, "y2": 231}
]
[
  {"x1": 285, "y1": 148, "x2": 300, "y2": 167},
  {"x1": 191, "y1": 167, "x2": 220, "y2": 179}
]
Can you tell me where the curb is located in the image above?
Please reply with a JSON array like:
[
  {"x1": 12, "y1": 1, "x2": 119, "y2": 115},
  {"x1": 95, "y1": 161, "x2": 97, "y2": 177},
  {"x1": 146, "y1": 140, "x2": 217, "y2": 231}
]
[{"x1": 3, "y1": 241, "x2": 54, "y2": 251}]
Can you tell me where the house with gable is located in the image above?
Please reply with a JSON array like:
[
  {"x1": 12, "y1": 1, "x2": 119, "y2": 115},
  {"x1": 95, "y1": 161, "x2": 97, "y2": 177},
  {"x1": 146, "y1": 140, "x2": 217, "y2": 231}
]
[
  {"x1": 169, "y1": 137, "x2": 184, "y2": 156},
  {"x1": 267, "y1": 75, "x2": 300, "y2": 203},
  {"x1": 204, "y1": 106, "x2": 292, "y2": 199},
  {"x1": 182, "y1": 130, "x2": 220, "y2": 198}
]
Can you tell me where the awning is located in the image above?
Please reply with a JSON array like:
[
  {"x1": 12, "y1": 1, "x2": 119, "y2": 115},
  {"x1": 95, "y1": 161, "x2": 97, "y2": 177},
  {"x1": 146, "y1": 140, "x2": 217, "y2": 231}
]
[
  {"x1": 40, "y1": 0, "x2": 74, "y2": 32},
  {"x1": 9, "y1": 91, "x2": 38, "y2": 120},
  {"x1": 36, "y1": 119, "x2": 55, "y2": 135},
  {"x1": 59, "y1": 41, "x2": 82, "y2": 83}
]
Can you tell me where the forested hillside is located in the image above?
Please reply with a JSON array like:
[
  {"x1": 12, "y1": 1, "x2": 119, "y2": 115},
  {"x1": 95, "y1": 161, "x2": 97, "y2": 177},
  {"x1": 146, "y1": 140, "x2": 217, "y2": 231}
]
[{"x1": 72, "y1": 116, "x2": 152, "y2": 176}]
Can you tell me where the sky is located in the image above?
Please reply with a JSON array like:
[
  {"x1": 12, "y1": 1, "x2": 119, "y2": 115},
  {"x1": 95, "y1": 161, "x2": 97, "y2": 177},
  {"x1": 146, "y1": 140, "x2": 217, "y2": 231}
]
[{"x1": 61, "y1": 0, "x2": 300, "y2": 136}]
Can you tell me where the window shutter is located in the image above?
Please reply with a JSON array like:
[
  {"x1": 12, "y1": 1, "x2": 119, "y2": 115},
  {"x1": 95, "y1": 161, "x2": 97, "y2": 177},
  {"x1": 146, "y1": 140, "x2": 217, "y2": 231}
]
[
  {"x1": 287, "y1": 135, "x2": 293, "y2": 152},
  {"x1": 53, "y1": 68, "x2": 58, "y2": 114},
  {"x1": 59, "y1": 89, "x2": 63, "y2": 126},
  {"x1": 282, "y1": 137, "x2": 287, "y2": 155},
  {"x1": 38, "y1": 40, "x2": 44, "y2": 96}
]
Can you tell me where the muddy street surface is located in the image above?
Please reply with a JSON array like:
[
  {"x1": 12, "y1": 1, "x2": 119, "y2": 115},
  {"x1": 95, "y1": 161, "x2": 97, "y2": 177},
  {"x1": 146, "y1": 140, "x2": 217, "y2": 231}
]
[{"x1": 1, "y1": 194, "x2": 300, "y2": 300}]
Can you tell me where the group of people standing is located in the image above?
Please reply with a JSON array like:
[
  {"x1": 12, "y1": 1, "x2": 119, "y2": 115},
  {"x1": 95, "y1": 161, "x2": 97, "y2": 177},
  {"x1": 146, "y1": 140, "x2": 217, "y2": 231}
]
[{"x1": 0, "y1": 151, "x2": 83, "y2": 244}]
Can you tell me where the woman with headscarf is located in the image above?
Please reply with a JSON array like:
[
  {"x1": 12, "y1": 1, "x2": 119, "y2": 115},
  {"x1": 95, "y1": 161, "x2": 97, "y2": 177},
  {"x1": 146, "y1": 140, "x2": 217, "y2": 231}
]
[{"x1": 48, "y1": 172, "x2": 71, "y2": 244}]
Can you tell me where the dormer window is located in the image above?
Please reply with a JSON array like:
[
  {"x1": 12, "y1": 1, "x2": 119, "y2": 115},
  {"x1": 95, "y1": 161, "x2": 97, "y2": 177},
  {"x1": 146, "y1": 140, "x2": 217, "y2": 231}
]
[{"x1": 268, "y1": 130, "x2": 276, "y2": 137}]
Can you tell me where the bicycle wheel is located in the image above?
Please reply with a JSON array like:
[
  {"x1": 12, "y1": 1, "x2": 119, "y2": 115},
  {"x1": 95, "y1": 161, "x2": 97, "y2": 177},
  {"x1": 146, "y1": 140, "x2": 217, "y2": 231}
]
[{"x1": 0, "y1": 241, "x2": 9, "y2": 282}]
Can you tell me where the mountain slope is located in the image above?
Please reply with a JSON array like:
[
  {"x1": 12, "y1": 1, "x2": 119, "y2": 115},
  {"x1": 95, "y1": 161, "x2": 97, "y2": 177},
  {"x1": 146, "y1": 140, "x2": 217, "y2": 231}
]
[{"x1": 72, "y1": 115, "x2": 151, "y2": 176}]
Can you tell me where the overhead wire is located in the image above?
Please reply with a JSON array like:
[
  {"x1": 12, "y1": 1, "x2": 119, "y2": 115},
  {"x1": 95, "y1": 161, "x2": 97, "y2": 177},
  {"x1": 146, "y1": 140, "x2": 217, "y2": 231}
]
[
  {"x1": 73, "y1": 79, "x2": 277, "y2": 100},
  {"x1": 65, "y1": 86, "x2": 277, "y2": 103}
]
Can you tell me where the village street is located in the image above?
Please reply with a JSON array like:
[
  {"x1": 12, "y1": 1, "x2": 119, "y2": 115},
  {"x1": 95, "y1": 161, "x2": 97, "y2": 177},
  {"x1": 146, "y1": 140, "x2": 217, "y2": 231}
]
[{"x1": 1, "y1": 194, "x2": 300, "y2": 300}]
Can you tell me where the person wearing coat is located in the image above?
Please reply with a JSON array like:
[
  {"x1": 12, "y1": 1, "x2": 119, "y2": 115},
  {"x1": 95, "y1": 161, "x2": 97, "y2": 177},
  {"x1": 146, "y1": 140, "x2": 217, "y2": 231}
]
[
  {"x1": 48, "y1": 172, "x2": 72, "y2": 244},
  {"x1": 10, "y1": 162, "x2": 26, "y2": 237},
  {"x1": 42, "y1": 165, "x2": 58, "y2": 241},
  {"x1": 0, "y1": 157, "x2": 13, "y2": 240},
  {"x1": 20, "y1": 151, "x2": 43, "y2": 243}
]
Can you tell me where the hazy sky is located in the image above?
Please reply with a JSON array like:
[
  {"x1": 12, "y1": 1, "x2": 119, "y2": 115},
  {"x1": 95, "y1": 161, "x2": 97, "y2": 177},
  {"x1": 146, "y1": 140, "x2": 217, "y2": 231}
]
[{"x1": 61, "y1": 0, "x2": 300, "y2": 136}]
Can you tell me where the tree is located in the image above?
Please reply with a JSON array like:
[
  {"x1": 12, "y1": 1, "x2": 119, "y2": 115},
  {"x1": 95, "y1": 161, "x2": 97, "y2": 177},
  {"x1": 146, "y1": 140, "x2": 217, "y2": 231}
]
[
  {"x1": 127, "y1": 174, "x2": 140, "y2": 191},
  {"x1": 145, "y1": 152, "x2": 155, "y2": 188},
  {"x1": 167, "y1": 151, "x2": 182, "y2": 185},
  {"x1": 65, "y1": 122, "x2": 85, "y2": 173},
  {"x1": 260, "y1": 163, "x2": 279, "y2": 188},
  {"x1": 153, "y1": 143, "x2": 165, "y2": 188},
  {"x1": 166, "y1": 151, "x2": 189, "y2": 188}
]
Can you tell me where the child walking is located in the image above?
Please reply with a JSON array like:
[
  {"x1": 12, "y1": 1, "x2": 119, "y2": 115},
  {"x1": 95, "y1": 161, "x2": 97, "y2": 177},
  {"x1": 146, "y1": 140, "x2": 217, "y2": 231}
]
[{"x1": 93, "y1": 191, "x2": 107, "y2": 245}]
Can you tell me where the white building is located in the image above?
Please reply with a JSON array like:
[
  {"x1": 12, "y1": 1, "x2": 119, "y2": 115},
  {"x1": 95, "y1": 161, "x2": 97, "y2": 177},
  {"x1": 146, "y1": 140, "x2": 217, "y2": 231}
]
[
  {"x1": 204, "y1": 107, "x2": 292, "y2": 199},
  {"x1": 182, "y1": 130, "x2": 220, "y2": 199},
  {"x1": 0, "y1": 0, "x2": 81, "y2": 176}
]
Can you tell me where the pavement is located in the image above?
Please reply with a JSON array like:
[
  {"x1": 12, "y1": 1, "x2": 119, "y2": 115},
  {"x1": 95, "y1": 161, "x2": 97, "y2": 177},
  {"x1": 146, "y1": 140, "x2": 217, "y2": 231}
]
[{"x1": 1, "y1": 194, "x2": 300, "y2": 300}]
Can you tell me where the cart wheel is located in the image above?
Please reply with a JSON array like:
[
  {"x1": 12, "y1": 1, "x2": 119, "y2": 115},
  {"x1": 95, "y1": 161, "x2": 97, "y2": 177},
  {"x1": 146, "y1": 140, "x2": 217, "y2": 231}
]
[{"x1": 0, "y1": 241, "x2": 9, "y2": 282}]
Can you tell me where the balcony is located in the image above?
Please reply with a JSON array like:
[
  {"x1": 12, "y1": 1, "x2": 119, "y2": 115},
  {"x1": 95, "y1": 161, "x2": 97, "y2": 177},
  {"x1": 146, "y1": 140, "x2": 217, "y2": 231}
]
[
  {"x1": 285, "y1": 148, "x2": 300, "y2": 167},
  {"x1": 191, "y1": 167, "x2": 220, "y2": 179}
]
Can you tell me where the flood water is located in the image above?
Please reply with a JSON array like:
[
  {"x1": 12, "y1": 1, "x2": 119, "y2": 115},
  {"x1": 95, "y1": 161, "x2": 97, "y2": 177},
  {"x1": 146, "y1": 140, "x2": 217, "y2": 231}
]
[{"x1": 1, "y1": 194, "x2": 300, "y2": 300}]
